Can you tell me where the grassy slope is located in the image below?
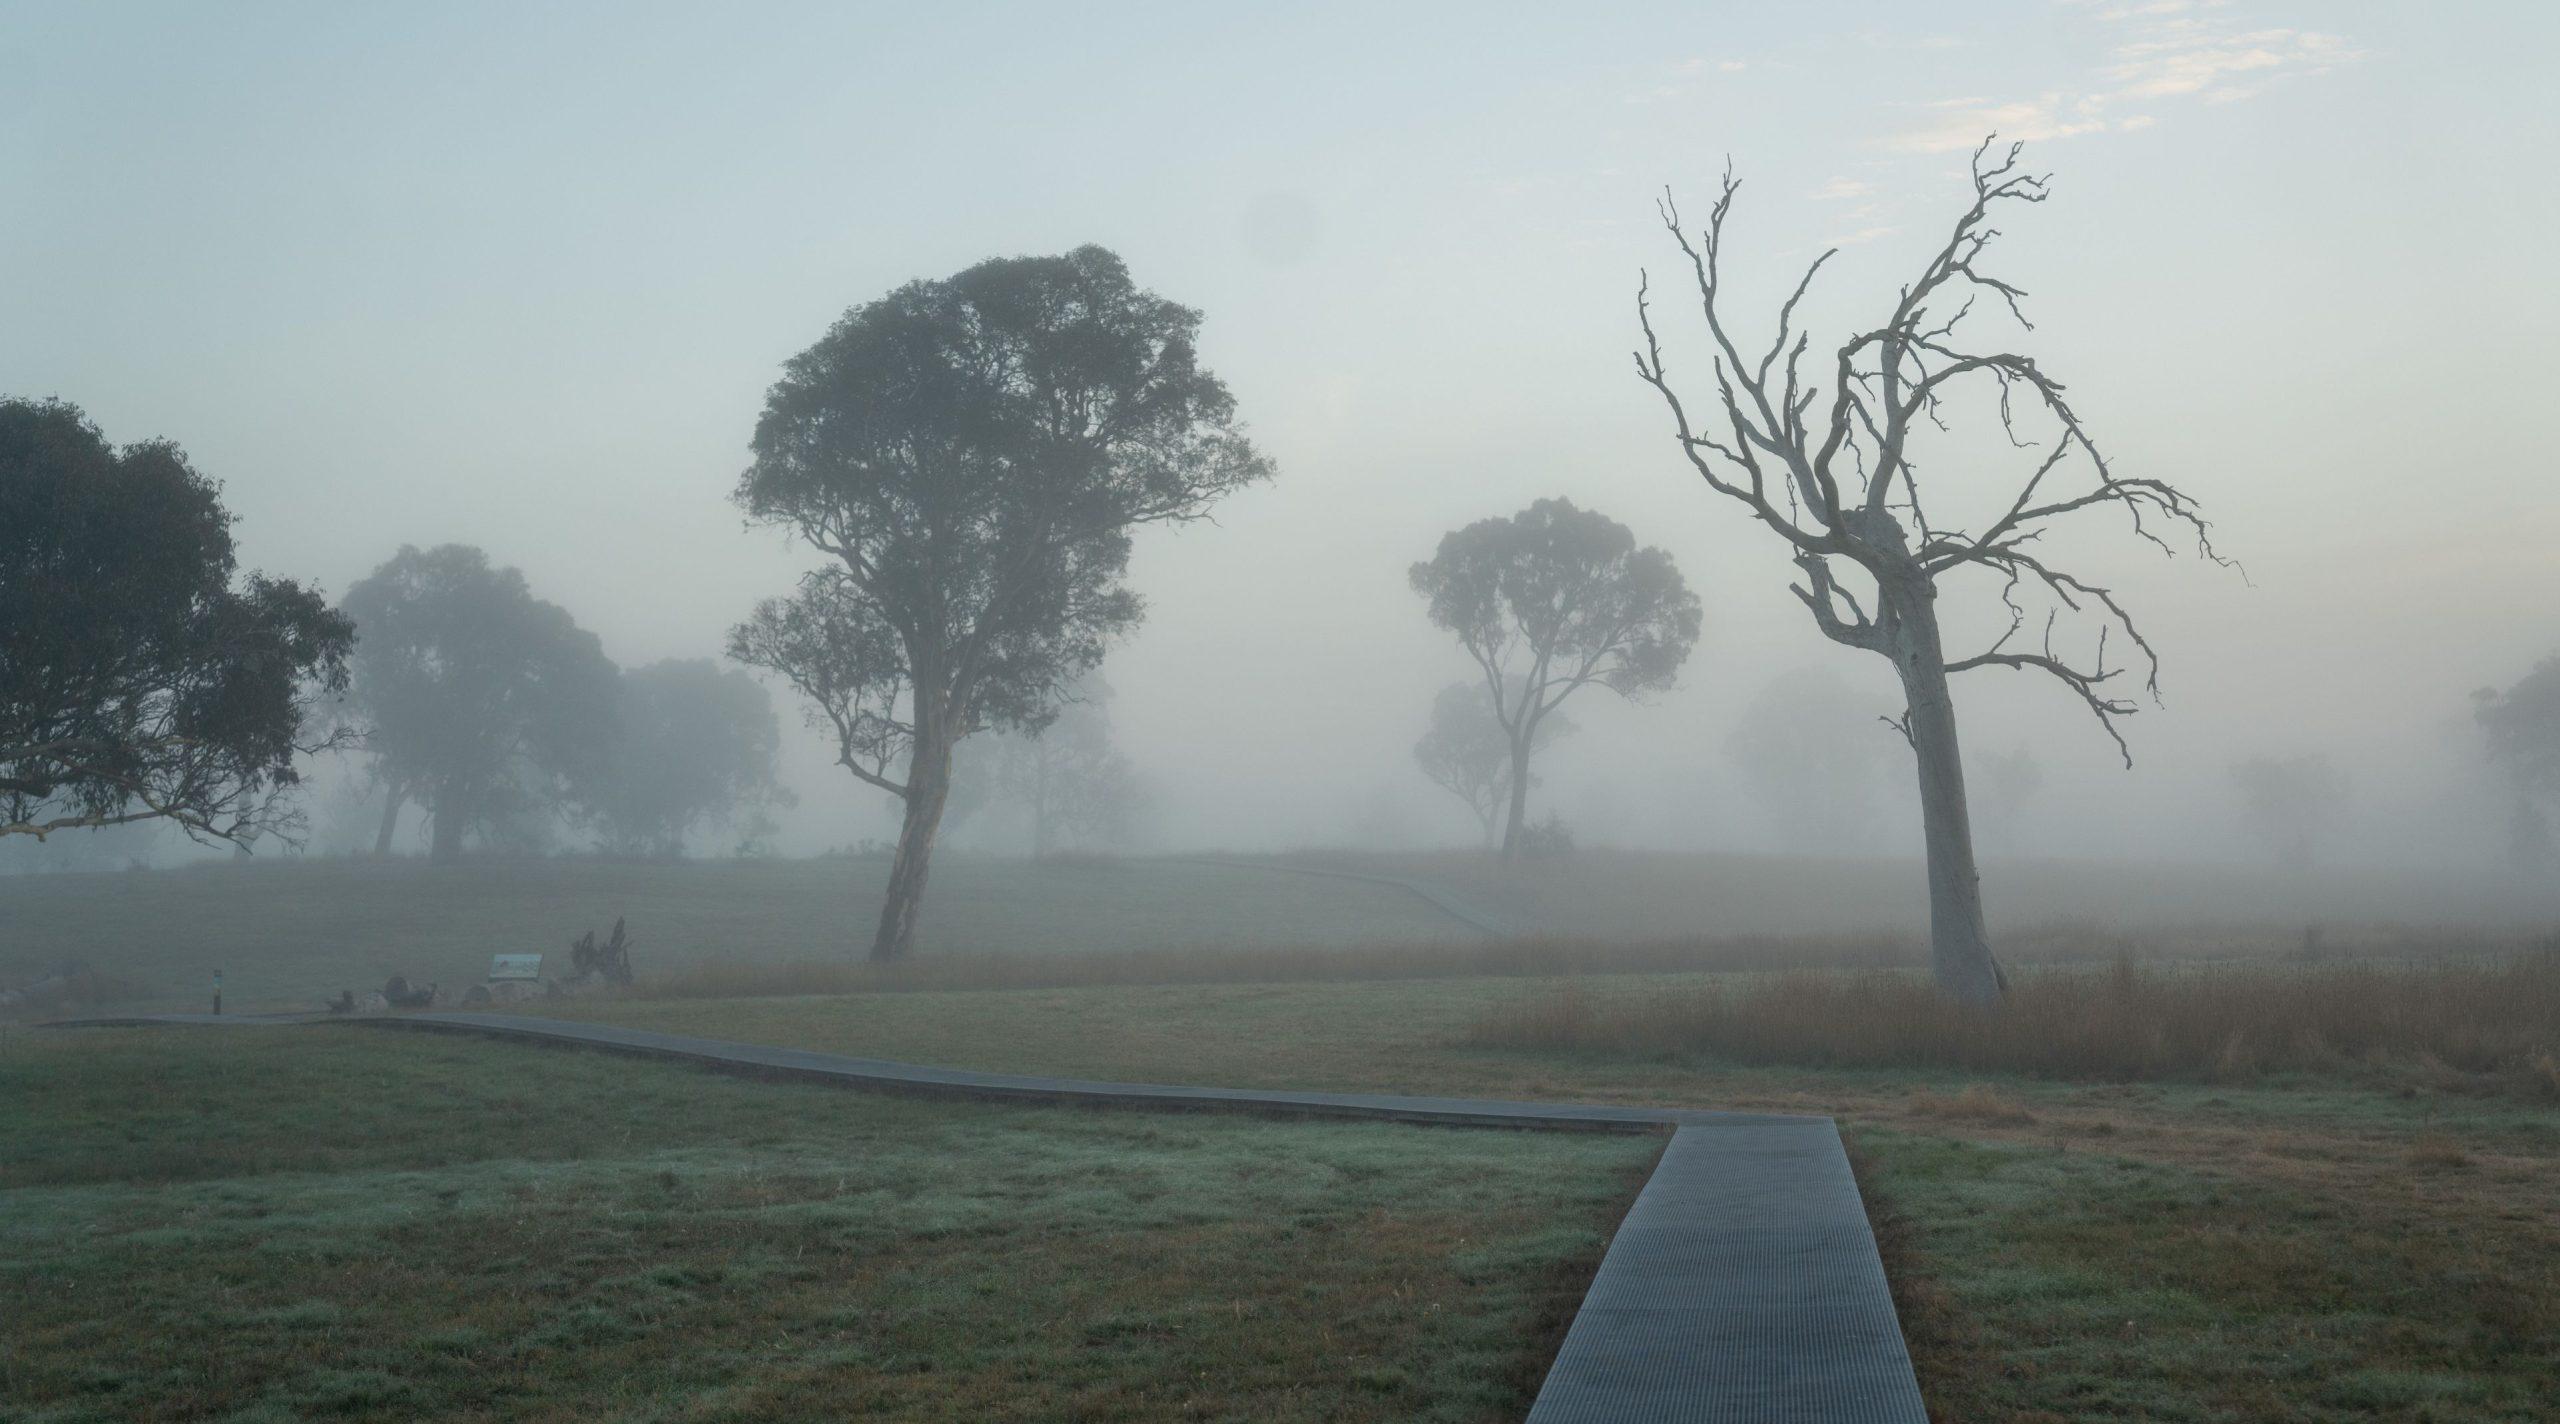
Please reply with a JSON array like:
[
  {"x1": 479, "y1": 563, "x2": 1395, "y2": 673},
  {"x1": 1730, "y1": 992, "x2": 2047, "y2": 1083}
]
[
  {"x1": 0, "y1": 1025, "x2": 1654, "y2": 1424},
  {"x1": 555, "y1": 981, "x2": 2560, "y2": 1424},
  {"x1": 0, "y1": 857, "x2": 1466, "y2": 1012}
]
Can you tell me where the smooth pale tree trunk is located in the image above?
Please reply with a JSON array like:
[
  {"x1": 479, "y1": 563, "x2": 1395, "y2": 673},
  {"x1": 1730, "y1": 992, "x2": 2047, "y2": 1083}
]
[
  {"x1": 1499, "y1": 734, "x2": 1534, "y2": 860},
  {"x1": 1878, "y1": 571, "x2": 2007, "y2": 1006},
  {"x1": 871, "y1": 727, "x2": 956, "y2": 962},
  {"x1": 428, "y1": 785, "x2": 468, "y2": 865},
  {"x1": 373, "y1": 789, "x2": 403, "y2": 857}
]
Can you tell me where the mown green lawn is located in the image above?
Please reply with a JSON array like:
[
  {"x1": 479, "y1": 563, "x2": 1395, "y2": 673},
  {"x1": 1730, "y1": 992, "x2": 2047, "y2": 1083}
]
[
  {"x1": 0, "y1": 1025, "x2": 1655, "y2": 1424},
  {"x1": 557, "y1": 979, "x2": 2560, "y2": 1424}
]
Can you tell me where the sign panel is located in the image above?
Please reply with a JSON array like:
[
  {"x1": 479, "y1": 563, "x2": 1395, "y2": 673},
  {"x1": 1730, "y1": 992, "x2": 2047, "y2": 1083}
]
[{"x1": 488, "y1": 954, "x2": 543, "y2": 982}]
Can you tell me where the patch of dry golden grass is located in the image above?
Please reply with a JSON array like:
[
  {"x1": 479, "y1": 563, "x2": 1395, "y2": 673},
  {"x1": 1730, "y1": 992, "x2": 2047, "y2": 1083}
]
[
  {"x1": 1467, "y1": 955, "x2": 2560, "y2": 1096},
  {"x1": 624, "y1": 921, "x2": 2550, "y2": 1004},
  {"x1": 1906, "y1": 1083, "x2": 2040, "y2": 1126}
]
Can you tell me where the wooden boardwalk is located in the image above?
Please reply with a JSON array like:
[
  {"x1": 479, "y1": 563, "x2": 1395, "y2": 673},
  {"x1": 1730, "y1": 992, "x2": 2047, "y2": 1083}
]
[{"x1": 54, "y1": 1011, "x2": 1928, "y2": 1422}]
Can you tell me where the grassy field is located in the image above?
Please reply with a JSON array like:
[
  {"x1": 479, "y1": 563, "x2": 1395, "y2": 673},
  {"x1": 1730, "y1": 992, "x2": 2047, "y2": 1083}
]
[
  {"x1": 0, "y1": 1024, "x2": 1656, "y2": 1423},
  {"x1": 541, "y1": 976, "x2": 2560, "y2": 1423},
  {"x1": 7, "y1": 851, "x2": 2552, "y2": 1016},
  {"x1": 11, "y1": 853, "x2": 2559, "y2": 1420}
]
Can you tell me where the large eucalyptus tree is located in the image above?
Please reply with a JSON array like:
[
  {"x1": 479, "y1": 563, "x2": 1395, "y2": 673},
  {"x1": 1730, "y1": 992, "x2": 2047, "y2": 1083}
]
[{"x1": 732, "y1": 246, "x2": 1268, "y2": 960}]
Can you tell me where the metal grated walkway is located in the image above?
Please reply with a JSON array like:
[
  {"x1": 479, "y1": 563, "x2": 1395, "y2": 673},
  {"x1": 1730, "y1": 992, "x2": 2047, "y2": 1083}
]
[{"x1": 50, "y1": 1011, "x2": 1928, "y2": 1422}]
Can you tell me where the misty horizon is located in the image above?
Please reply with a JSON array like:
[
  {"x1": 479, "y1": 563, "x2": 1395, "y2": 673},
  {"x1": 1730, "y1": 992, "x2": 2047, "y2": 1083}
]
[{"x1": 7, "y1": 1, "x2": 2553, "y2": 874}]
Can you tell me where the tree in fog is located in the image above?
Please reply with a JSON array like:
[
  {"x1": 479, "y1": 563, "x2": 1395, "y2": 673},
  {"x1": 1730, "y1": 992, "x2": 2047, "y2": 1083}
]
[
  {"x1": 1724, "y1": 668, "x2": 1900, "y2": 852},
  {"x1": 1, "y1": 399, "x2": 353, "y2": 845},
  {"x1": 2474, "y1": 655, "x2": 2560, "y2": 870},
  {"x1": 2230, "y1": 753, "x2": 2348, "y2": 871},
  {"x1": 1975, "y1": 743, "x2": 2045, "y2": 854},
  {"x1": 1414, "y1": 682, "x2": 1576, "y2": 849},
  {"x1": 579, "y1": 659, "x2": 791, "y2": 857},
  {"x1": 732, "y1": 247, "x2": 1268, "y2": 960},
  {"x1": 1633, "y1": 141, "x2": 2229, "y2": 1003},
  {"x1": 1410, "y1": 498, "x2": 1700, "y2": 860},
  {"x1": 985, "y1": 679, "x2": 1143, "y2": 857},
  {"x1": 339, "y1": 545, "x2": 620, "y2": 863}
]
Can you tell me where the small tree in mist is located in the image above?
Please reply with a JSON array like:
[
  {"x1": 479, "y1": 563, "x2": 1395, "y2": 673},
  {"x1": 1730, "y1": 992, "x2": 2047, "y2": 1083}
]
[
  {"x1": 1633, "y1": 141, "x2": 2229, "y2": 1004},
  {"x1": 2474, "y1": 655, "x2": 2560, "y2": 871},
  {"x1": 1724, "y1": 667, "x2": 1901, "y2": 853},
  {"x1": 1, "y1": 399, "x2": 353, "y2": 846},
  {"x1": 732, "y1": 246, "x2": 1268, "y2": 961},
  {"x1": 984, "y1": 678, "x2": 1143, "y2": 858},
  {"x1": 1410, "y1": 498, "x2": 1700, "y2": 861},
  {"x1": 580, "y1": 659, "x2": 792, "y2": 857},
  {"x1": 1414, "y1": 682, "x2": 1575, "y2": 850},
  {"x1": 2231, "y1": 752, "x2": 2349, "y2": 871},
  {"x1": 339, "y1": 545, "x2": 619, "y2": 863}
]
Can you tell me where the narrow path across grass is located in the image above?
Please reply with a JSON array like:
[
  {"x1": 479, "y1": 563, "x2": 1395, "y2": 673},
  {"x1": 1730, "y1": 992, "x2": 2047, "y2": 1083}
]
[{"x1": 51, "y1": 1011, "x2": 1928, "y2": 1423}]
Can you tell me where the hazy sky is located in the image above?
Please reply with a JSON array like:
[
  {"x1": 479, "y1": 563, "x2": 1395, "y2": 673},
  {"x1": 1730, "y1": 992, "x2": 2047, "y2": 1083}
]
[{"x1": 7, "y1": 1, "x2": 2556, "y2": 862}]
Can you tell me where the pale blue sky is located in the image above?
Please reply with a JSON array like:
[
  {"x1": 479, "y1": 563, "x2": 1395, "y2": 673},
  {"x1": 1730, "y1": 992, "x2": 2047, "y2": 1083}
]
[{"x1": 6, "y1": 2, "x2": 2556, "y2": 859}]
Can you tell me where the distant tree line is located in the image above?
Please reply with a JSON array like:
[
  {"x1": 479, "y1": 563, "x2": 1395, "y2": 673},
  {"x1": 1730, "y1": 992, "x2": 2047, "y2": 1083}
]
[{"x1": 339, "y1": 544, "x2": 789, "y2": 862}]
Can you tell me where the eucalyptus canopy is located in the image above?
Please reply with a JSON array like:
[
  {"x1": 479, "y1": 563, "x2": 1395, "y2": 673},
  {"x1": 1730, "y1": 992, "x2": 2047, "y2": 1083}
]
[{"x1": 1, "y1": 398, "x2": 352, "y2": 847}]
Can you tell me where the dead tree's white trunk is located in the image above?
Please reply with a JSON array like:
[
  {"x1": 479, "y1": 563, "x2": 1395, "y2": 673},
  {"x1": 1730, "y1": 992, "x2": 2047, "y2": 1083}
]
[{"x1": 1878, "y1": 567, "x2": 2004, "y2": 1004}]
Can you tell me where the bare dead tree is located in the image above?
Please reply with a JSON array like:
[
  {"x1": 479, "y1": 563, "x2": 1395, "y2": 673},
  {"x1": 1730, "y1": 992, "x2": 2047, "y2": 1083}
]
[{"x1": 1633, "y1": 139, "x2": 2229, "y2": 1004}]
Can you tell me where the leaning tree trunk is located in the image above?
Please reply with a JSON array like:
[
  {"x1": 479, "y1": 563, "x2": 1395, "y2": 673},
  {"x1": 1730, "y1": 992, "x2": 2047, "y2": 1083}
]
[
  {"x1": 373, "y1": 788, "x2": 403, "y2": 857},
  {"x1": 870, "y1": 727, "x2": 956, "y2": 962},
  {"x1": 1879, "y1": 572, "x2": 2007, "y2": 1005},
  {"x1": 1498, "y1": 733, "x2": 1534, "y2": 861}
]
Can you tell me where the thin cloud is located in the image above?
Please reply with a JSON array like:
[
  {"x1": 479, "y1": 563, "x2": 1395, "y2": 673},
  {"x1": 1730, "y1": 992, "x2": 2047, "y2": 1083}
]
[
  {"x1": 1890, "y1": 94, "x2": 2110, "y2": 155},
  {"x1": 1811, "y1": 177, "x2": 1874, "y2": 200},
  {"x1": 1887, "y1": 5, "x2": 2365, "y2": 153}
]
